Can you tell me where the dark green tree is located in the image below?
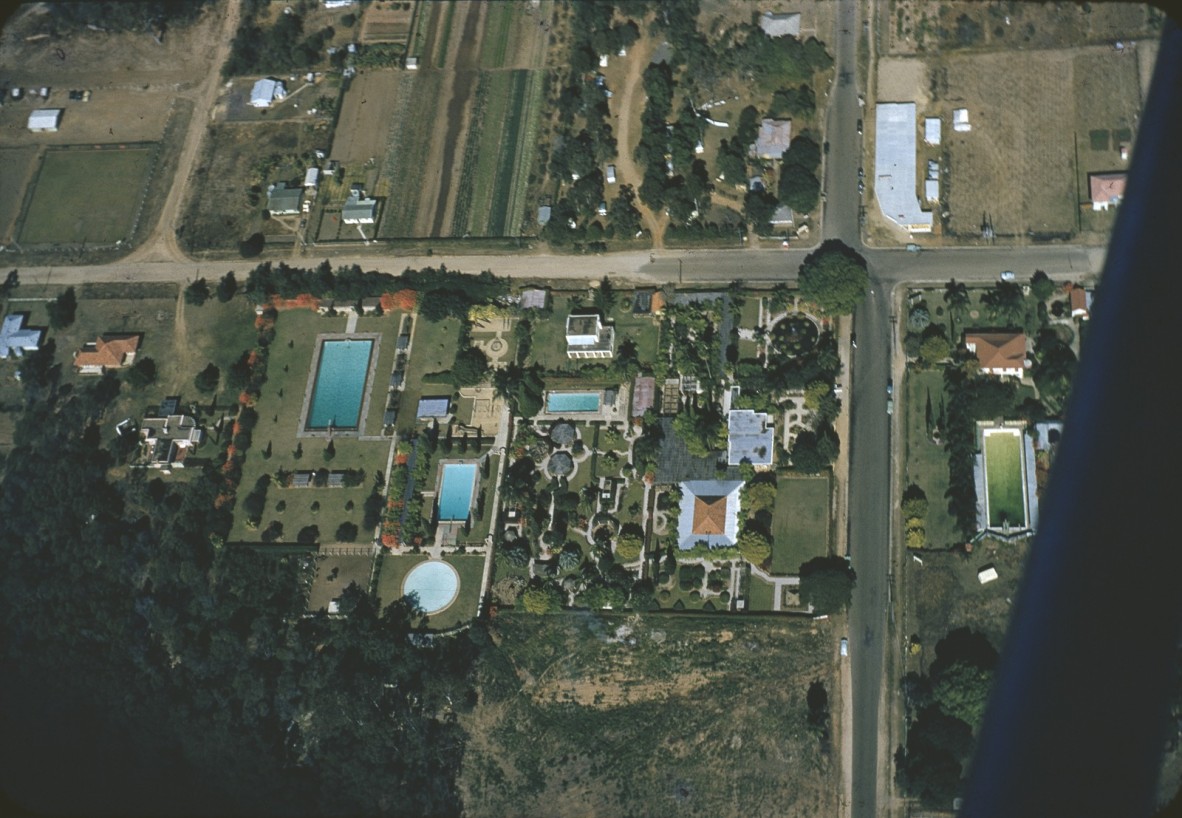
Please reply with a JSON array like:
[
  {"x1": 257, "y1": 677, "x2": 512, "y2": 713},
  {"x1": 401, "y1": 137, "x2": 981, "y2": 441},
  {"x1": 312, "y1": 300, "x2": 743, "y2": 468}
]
[
  {"x1": 194, "y1": 362, "x2": 220, "y2": 393},
  {"x1": 185, "y1": 277, "x2": 211, "y2": 306},
  {"x1": 47, "y1": 287, "x2": 77, "y2": 329},
  {"x1": 125, "y1": 357, "x2": 157, "y2": 389},
  {"x1": 798, "y1": 555, "x2": 855, "y2": 613},
  {"x1": 217, "y1": 272, "x2": 238, "y2": 302},
  {"x1": 797, "y1": 240, "x2": 869, "y2": 315}
]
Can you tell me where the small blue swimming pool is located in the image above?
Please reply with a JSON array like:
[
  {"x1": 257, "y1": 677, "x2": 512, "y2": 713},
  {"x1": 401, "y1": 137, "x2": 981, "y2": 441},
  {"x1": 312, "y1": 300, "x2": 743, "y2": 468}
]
[
  {"x1": 438, "y1": 462, "x2": 477, "y2": 522},
  {"x1": 307, "y1": 339, "x2": 373, "y2": 429},
  {"x1": 546, "y1": 391, "x2": 601, "y2": 413},
  {"x1": 402, "y1": 560, "x2": 459, "y2": 614}
]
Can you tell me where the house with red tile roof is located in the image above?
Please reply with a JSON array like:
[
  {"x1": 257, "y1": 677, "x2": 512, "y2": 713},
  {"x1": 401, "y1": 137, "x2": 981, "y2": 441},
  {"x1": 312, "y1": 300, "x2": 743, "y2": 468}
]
[
  {"x1": 1068, "y1": 285, "x2": 1092, "y2": 320},
  {"x1": 1089, "y1": 172, "x2": 1126, "y2": 211},
  {"x1": 73, "y1": 334, "x2": 140, "y2": 374},
  {"x1": 964, "y1": 331, "x2": 1028, "y2": 378},
  {"x1": 676, "y1": 480, "x2": 743, "y2": 550}
]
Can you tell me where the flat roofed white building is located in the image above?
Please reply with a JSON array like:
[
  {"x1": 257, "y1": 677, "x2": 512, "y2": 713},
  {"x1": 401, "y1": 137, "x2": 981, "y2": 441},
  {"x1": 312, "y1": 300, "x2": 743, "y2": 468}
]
[
  {"x1": 953, "y1": 108, "x2": 971, "y2": 132},
  {"x1": 924, "y1": 116, "x2": 941, "y2": 145},
  {"x1": 874, "y1": 102, "x2": 933, "y2": 233},
  {"x1": 27, "y1": 108, "x2": 62, "y2": 132}
]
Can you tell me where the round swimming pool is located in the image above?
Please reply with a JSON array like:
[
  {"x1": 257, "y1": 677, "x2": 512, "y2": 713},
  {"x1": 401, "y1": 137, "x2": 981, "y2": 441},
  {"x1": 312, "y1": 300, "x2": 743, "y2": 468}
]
[{"x1": 402, "y1": 560, "x2": 460, "y2": 614}]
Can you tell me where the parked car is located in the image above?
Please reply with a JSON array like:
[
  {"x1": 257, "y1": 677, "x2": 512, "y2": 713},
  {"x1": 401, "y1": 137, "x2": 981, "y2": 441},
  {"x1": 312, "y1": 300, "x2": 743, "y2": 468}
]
[
  {"x1": 887, "y1": 378, "x2": 893, "y2": 396},
  {"x1": 840, "y1": 637, "x2": 849, "y2": 657},
  {"x1": 906, "y1": 243, "x2": 922, "y2": 252},
  {"x1": 1001, "y1": 270, "x2": 1016, "y2": 281},
  {"x1": 857, "y1": 118, "x2": 863, "y2": 134},
  {"x1": 887, "y1": 398, "x2": 894, "y2": 415}
]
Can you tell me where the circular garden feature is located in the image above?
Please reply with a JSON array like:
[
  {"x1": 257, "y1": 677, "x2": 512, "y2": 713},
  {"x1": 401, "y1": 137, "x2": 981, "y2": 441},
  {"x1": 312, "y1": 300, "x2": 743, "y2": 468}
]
[
  {"x1": 547, "y1": 451, "x2": 574, "y2": 478},
  {"x1": 771, "y1": 314, "x2": 819, "y2": 356},
  {"x1": 550, "y1": 421, "x2": 577, "y2": 448}
]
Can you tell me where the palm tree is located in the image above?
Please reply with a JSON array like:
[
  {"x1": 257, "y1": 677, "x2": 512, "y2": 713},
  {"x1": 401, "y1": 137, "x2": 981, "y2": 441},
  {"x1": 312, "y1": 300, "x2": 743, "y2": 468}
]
[
  {"x1": 944, "y1": 278, "x2": 970, "y2": 337},
  {"x1": 982, "y1": 281, "x2": 1026, "y2": 328}
]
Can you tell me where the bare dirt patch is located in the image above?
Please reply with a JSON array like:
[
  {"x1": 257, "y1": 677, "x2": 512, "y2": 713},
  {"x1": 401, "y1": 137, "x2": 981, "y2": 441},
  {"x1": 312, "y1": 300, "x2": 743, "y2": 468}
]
[
  {"x1": 360, "y1": 2, "x2": 415, "y2": 45},
  {"x1": 875, "y1": 56, "x2": 928, "y2": 106},
  {"x1": 940, "y1": 49, "x2": 1076, "y2": 239},
  {"x1": 330, "y1": 69, "x2": 407, "y2": 166}
]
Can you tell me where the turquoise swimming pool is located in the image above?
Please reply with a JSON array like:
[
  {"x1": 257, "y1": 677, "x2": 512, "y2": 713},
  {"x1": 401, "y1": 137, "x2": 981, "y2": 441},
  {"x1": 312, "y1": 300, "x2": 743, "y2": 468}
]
[
  {"x1": 307, "y1": 339, "x2": 373, "y2": 430},
  {"x1": 402, "y1": 560, "x2": 459, "y2": 614},
  {"x1": 438, "y1": 462, "x2": 478, "y2": 522},
  {"x1": 546, "y1": 391, "x2": 601, "y2": 413}
]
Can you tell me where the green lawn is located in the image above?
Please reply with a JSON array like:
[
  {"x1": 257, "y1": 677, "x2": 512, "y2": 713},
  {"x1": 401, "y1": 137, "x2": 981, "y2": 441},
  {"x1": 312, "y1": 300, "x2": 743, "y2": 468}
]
[
  {"x1": 902, "y1": 368, "x2": 960, "y2": 549},
  {"x1": 526, "y1": 293, "x2": 662, "y2": 374},
  {"x1": 376, "y1": 552, "x2": 484, "y2": 630},
  {"x1": 984, "y1": 430, "x2": 1026, "y2": 528},
  {"x1": 746, "y1": 573, "x2": 778, "y2": 612},
  {"x1": 395, "y1": 314, "x2": 461, "y2": 434},
  {"x1": 20, "y1": 148, "x2": 154, "y2": 244},
  {"x1": 354, "y1": 311, "x2": 404, "y2": 432},
  {"x1": 771, "y1": 475, "x2": 831, "y2": 574},
  {"x1": 232, "y1": 309, "x2": 392, "y2": 543}
]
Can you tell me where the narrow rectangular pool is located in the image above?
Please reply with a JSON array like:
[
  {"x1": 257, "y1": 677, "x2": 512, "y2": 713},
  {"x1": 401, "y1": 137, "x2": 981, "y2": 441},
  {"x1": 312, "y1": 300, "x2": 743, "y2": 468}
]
[
  {"x1": 307, "y1": 339, "x2": 374, "y2": 430},
  {"x1": 438, "y1": 463, "x2": 478, "y2": 522},
  {"x1": 546, "y1": 391, "x2": 601, "y2": 413}
]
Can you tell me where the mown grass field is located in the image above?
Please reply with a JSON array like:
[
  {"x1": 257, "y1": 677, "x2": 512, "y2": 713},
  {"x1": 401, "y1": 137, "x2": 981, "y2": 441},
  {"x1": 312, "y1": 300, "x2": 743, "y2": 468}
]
[
  {"x1": 902, "y1": 367, "x2": 961, "y2": 550},
  {"x1": 460, "y1": 613, "x2": 839, "y2": 817},
  {"x1": 19, "y1": 148, "x2": 154, "y2": 244},
  {"x1": 0, "y1": 147, "x2": 39, "y2": 243},
  {"x1": 231, "y1": 309, "x2": 396, "y2": 544},
  {"x1": 984, "y1": 431, "x2": 1025, "y2": 528},
  {"x1": 771, "y1": 475, "x2": 831, "y2": 574}
]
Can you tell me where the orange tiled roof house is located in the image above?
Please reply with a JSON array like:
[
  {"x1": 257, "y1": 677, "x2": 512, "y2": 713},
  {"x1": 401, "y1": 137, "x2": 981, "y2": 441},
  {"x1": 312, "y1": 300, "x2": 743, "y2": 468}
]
[{"x1": 74, "y1": 333, "x2": 141, "y2": 374}]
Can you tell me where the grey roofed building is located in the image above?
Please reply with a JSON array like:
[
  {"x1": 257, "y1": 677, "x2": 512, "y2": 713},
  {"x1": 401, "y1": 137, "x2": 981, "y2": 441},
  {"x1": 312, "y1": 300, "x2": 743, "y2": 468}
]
[
  {"x1": 250, "y1": 78, "x2": 286, "y2": 108},
  {"x1": 727, "y1": 409, "x2": 775, "y2": 466},
  {"x1": 753, "y1": 118, "x2": 792, "y2": 159},
  {"x1": 159, "y1": 396, "x2": 181, "y2": 416},
  {"x1": 327, "y1": 472, "x2": 345, "y2": 487},
  {"x1": 416, "y1": 397, "x2": 450, "y2": 419},
  {"x1": 342, "y1": 191, "x2": 378, "y2": 224},
  {"x1": 291, "y1": 472, "x2": 313, "y2": 487},
  {"x1": 537, "y1": 205, "x2": 552, "y2": 225},
  {"x1": 770, "y1": 204, "x2": 794, "y2": 225},
  {"x1": 139, "y1": 414, "x2": 203, "y2": 469},
  {"x1": 676, "y1": 479, "x2": 744, "y2": 550},
  {"x1": 874, "y1": 102, "x2": 933, "y2": 232},
  {"x1": 632, "y1": 290, "x2": 654, "y2": 314},
  {"x1": 632, "y1": 376, "x2": 656, "y2": 417},
  {"x1": 0, "y1": 313, "x2": 44, "y2": 359},
  {"x1": 520, "y1": 289, "x2": 549, "y2": 310},
  {"x1": 759, "y1": 11, "x2": 801, "y2": 38},
  {"x1": 267, "y1": 182, "x2": 302, "y2": 215},
  {"x1": 27, "y1": 108, "x2": 63, "y2": 132}
]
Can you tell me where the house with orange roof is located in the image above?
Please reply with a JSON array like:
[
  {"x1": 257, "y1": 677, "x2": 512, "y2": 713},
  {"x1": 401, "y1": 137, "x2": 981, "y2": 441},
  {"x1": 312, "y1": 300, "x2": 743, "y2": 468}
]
[
  {"x1": 1068, "y1": 284, "x2": 1092, "y2": 320},
  {"x1": 73, "y1": 333, "x2": 141, "y2": 374},
  {"x1": 676, "y1": 479, "x2": 743, "y2": 550},
  {"x1": 1088, "y1": 172, "x2": 1126, "y2": 211},
  {"x1": 964, "y1": 331, "x2": 1028, "y2": 378}
]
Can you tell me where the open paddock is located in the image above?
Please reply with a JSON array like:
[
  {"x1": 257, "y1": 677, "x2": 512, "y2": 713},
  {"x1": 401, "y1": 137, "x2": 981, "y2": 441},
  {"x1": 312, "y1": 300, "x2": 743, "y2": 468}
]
[
  {"x1": 361, "y1": 2, "x2": 415, "y2": 44},
  {"x1": 0, "y1": 147, "x2": 39, "y2": 243},
  {"x1": 0, "y1": 88, "x2": 176, "y2": 148},
  {"x1": 330, "y1": 69, "x2": 408, "y2": 166},
  {"x1": 18, "y1": 145, "x2": 155, "y2": 245}
]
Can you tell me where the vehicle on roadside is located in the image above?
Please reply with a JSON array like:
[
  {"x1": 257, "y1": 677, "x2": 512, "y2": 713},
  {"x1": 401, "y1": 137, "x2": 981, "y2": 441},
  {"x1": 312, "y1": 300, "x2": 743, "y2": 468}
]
[
  {"x1": 857, "y1": 118, "x2": 863, "y2": 134},
  {"x1": 887, "y1": 378, "x2": 893, "y2": 396},
  {"x1": 906, "y1": 243, "x2": 921, "y2": 253},
  {"x1": 887, "y1": 398, "x2": 894, "y2": 415},
  {"x1": 858, "y1": 180, "x2": 864, "y2": 193},
  {"x1": 840, "y1": 637, "x2": 849, "y2": 657},
  {"x1": 1001, "y1": 270, "x2": 1016, "y2": 281},
  {"x1": 858, "y1": 166, "x2": 864, "y2": 179}
]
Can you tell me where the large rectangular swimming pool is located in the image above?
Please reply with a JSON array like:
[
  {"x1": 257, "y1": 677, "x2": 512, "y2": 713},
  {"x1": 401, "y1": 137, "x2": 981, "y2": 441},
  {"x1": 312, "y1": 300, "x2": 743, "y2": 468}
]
[
  {"x1": 438, "y1": 463, "x2": 478, "y2": 522},
  {"x1": 307, "y1": 339, "x2": 374, "y2": 430},
  {"x1": 546, "y1": 391, "x2": 601, "y2": 413}
]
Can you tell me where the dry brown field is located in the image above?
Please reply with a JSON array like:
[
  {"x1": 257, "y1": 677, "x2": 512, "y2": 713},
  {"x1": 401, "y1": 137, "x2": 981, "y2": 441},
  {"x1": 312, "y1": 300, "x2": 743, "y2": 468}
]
[
  {"x1": 360, "y1": 2, "x2": 415, "y2": 44},
  {"x1": 329, "y1": 69, "x2": 408, "y2": 166}
]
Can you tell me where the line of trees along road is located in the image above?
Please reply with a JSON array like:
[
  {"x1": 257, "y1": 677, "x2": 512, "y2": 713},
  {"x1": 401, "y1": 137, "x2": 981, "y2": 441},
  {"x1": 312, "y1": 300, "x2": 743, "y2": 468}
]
[{"x1": 0, "y1": 331, "x2": 478, "y2": 817}]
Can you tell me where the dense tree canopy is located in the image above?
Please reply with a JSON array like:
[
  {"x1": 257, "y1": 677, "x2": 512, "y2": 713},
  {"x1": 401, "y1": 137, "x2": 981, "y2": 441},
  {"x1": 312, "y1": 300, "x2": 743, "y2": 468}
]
[
  {"x1": 797, "y1": 240, "x2": 870, "y2": 315},
  {"x1": 798, "y1": 555, "x2": 855, "y2": 613}
]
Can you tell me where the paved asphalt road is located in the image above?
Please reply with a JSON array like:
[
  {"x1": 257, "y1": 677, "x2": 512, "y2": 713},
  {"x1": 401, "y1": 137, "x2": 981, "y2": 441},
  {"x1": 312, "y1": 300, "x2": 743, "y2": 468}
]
[{"x1": 6, "y1": 11, "x2": 1109, "y2": 818}]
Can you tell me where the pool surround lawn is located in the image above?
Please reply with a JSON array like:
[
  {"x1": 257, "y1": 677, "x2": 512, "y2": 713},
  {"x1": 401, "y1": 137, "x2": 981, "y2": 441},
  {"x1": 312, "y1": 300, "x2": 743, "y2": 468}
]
[{"x1": 377, "y1": 553, "x2": 485, "y2": 629}]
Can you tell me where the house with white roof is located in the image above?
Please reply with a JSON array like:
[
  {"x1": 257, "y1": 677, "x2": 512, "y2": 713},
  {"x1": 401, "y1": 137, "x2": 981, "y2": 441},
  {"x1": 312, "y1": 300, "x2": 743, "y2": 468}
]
[
  {"x1": 27, "y1": 109, "x2": 63, "y2": 132},
  {"x1": 727, "y1": 410, "x2": 775, "y2": 467},
  {"x1": 565, "y1": 312, "x2": 614, "y2": 359},
  {"x1": 873, "y1": 102, "x2": 933, "y2": 233},
  {"x1": 0, "y1": 313, "x2": 44, "y2": 359},
  {"x1": 758, "y1": 11, "x2": 801, "y2": 38},
  {"x1": 250, "y1": 78, "x2": 286, "y2": 108},
  {"x1": 924, "y1": 117, "x2": 941, "y2": 146}
]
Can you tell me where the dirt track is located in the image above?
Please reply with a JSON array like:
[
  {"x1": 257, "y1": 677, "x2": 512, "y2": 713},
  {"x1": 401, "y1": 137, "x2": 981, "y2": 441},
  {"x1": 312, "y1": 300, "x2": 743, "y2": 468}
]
[{"x1": 610, "y1": 35, "x2": 668, "y2": 248}]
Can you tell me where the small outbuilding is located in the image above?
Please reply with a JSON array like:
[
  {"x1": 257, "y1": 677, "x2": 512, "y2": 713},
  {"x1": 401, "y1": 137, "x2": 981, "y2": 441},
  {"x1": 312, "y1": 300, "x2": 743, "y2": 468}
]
[
  {"x1": 752, "y1": 119, "x2": 792, "y2": 159},
  {"x1": 27, "y1": 108, "x2": 62, "y2": 132},
  {"x1": 267, "y1": 182, "x2": 302, "y2": 215},
  {"x1": 952, "y1": 108, "x2": 971, "y2": 132},
  {"x1": 924, "y1": 117, "x2": 941, "y2": 146}
]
